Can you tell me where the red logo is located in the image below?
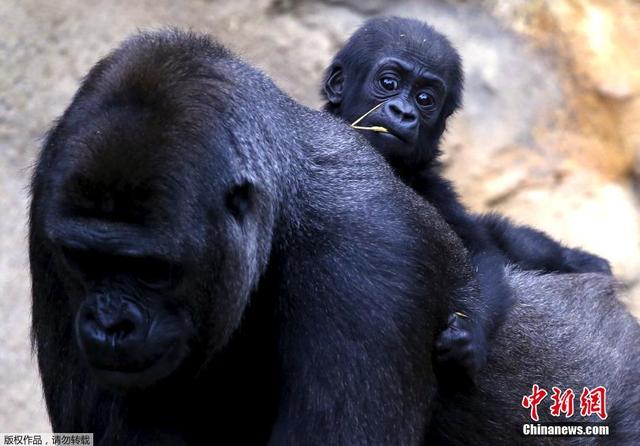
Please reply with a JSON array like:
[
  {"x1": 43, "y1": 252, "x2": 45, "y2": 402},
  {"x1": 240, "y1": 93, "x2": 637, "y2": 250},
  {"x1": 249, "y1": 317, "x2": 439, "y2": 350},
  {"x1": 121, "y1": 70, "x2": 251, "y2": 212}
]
[
  {"x1": 522, "y1": 384, "x2": 548, "y2": 422},
  {"x1": 580, "y1": 386, "x2": 608, "y2": 420},
  {"x1": 550, "y1": 387, "x2": 575, "y2": 418},
  {"x1": 522, "y1": 385, "x2": 607, "y2": 421}
]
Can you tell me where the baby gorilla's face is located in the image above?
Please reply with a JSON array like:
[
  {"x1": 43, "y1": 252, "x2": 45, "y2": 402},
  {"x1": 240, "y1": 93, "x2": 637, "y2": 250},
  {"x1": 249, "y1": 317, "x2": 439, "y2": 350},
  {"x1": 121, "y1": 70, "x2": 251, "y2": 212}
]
[{"x1": 326, "y1": 54, "x2": 448, "y2": 162}]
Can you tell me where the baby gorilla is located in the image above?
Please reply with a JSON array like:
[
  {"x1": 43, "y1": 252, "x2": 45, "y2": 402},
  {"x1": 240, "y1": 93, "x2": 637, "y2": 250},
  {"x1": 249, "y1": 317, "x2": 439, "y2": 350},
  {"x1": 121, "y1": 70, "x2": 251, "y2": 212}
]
[{"x1": 322, "y1": 16, "x2": 612, "y2": 379}]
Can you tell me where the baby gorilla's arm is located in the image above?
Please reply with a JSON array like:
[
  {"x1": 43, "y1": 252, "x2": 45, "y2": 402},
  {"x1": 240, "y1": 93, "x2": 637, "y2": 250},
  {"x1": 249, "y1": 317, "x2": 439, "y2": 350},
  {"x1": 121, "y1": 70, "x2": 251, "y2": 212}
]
[
  {"x1": 409, "y1": 171, "x2": 513, "y2": 381},
  {"x1": 435, "y1": 250, "x2": 513, "y2": 382},
  {"x1": 478, "y1": 213, "x2": 611, "y2": 275}
]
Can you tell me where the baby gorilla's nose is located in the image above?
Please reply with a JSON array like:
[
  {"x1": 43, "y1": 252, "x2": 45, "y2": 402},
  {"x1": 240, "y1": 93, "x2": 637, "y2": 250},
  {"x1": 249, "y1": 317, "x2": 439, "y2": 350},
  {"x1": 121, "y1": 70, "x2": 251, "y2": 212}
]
[{"x1": 385, "y1": 98, "x2": 418, "y2": 127}]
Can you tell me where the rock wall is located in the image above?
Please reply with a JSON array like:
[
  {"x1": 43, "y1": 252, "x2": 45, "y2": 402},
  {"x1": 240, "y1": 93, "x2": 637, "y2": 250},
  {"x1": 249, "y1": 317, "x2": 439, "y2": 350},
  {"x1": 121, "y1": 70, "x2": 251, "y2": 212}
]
[{"x1": 0, "y1": 0, "x2": 638, "y2": 432}]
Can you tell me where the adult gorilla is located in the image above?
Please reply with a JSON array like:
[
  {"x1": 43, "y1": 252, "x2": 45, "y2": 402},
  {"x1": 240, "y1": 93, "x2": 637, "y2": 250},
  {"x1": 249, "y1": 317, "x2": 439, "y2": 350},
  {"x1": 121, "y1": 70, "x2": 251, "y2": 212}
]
[{"x1": 29, "y1": 31, "x2": 476, "y2": 445}]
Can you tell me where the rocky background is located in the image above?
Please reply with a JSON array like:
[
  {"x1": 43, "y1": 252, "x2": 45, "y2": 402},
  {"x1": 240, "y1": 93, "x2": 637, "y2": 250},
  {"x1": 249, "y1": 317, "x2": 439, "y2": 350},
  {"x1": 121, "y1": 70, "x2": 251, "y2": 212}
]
[{"x1": 1, "y1": 0, "x2": 638, "y2": 432}]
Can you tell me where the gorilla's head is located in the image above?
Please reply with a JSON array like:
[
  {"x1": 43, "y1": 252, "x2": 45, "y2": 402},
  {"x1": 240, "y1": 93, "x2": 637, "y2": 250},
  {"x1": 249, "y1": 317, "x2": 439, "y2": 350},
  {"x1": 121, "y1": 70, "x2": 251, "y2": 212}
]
[
  {"x1": 322, "y1": 17, "x2": 463, "y2": 169},
  {"x1": 33, "y1": 32, "x2": 278, "y2": 390}
]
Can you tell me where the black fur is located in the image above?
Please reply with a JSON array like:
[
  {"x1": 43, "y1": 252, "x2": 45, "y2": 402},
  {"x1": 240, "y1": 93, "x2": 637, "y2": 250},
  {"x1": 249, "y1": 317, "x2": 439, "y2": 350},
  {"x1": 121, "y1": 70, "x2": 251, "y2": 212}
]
[
  {"x1": 322, "y1": 16, "x2": 612, "y2": 379},
  {"x1": 29, "y1": 30, "x2": 478, "y2": 445}
]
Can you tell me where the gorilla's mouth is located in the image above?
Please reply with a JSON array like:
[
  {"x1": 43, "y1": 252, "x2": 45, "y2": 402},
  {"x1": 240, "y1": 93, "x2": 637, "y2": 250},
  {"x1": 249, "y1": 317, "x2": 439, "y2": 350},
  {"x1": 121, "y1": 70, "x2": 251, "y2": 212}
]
[
  {"x1": 370, "y1": 127, "x2": 413, "y2": 149},
  {"x1": 378, "y1": 130, "x2": 407, "y2": 144},
  {"x1": 363, "y1": 128, "x2": 416, "y2": 159},
  {"x1": 87, "y1": 340, "x2": 188, "y2": 389},
  {"x1": 87, "y1": 342, "x2": 172, "y2": 373}
]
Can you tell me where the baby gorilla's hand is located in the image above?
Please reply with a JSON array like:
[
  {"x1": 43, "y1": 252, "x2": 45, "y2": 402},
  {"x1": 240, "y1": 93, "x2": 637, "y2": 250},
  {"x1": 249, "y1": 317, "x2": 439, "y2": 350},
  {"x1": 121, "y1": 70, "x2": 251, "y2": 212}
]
[
  {"x1": 562, "y1": 248, "x2": 612, "y2": 275},
  {"x1": 435, "y1": 312, "x2": 487, "y2": 379}
]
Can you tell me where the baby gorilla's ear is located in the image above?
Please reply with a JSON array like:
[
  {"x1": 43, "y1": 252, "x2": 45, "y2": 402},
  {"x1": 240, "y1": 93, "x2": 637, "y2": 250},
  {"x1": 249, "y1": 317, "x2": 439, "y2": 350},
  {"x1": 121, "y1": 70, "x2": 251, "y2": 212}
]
[{"x1": 323, "y1": 63, "x2": 344, "y2": 105}]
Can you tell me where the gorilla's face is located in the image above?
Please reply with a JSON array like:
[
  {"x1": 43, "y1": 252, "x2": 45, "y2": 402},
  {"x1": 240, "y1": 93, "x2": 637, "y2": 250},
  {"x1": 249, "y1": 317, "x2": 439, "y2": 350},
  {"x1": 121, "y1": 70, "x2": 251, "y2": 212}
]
[
  {"x1": 44, "y1": 178, "x2": 263, "y2": 390},
  {"x1": 325, "y1": 54, "x2": 449, "y2": 162},
  {"x1": 324, "y1": 21, "x2": 464, "y2": 167},
  {"x1": 60, "y1": 250, "x2": 192, "y2": 389},
  {"x1": 39, "y1": 101, "x2": 267, "y2": 390}
]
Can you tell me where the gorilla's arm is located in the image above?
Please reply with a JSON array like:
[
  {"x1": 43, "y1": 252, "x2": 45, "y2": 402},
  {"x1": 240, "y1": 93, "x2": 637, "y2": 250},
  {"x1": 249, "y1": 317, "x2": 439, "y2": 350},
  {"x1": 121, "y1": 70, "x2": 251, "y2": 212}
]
[
  {"x1": 407, "y1": 166, "x2": 492, "y2": 253},
  {"x1": 410, "y1": 167, "x2": 513, "y2": 378},
  {"x1": 270, "y1": 248, "x2": 433, "y2": 445},
  {"x1": 478, "y1": 213, "x2": 611, "y2": 274},
  {"x1": 411, "y1": 166, "x2": 611, "y2": 380},
  {"x1": 410, "y1": 166, "x2": 610, "y2": 275}
]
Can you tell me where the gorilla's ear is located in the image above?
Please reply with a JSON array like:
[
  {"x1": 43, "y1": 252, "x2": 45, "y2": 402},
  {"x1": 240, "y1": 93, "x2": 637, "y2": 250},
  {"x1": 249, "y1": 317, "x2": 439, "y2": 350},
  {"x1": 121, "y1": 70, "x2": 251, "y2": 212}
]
[{"x1": 323, "y1": 64, "x2": 344, "y2": 105}]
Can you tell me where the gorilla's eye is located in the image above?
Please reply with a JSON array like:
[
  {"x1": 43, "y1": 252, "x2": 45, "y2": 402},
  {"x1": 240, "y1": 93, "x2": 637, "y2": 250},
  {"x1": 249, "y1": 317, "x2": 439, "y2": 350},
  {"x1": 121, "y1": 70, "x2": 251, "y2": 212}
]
[
  {"x1": 61, "y1": 247, "x2": 101, "y2": 277},
  {"x1": 379, "y1": 76, "x2": 399, "y2": 91},
  {"x1": 134, "y1": 257, "x2": 177, "y2": 290},
  {"x1": 416, "y1": 91, "x2": 435, "y2": 108}
]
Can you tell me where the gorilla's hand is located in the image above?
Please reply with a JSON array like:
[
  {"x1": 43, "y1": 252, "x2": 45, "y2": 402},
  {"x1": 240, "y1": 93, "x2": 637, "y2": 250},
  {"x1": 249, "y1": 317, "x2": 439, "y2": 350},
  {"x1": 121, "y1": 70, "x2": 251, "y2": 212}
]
[{"x1": 435, "y1": 313, "x2": 487, "y2": 380}]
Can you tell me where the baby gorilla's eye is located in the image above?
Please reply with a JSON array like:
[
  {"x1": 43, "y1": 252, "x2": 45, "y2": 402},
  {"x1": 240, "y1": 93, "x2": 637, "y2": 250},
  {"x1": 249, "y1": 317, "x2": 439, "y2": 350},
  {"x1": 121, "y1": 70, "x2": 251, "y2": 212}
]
[
  {"x1": 416, "y1": 91, "x2": 435, "y2": 108},
  {"x1": 379, "y1": 76, "x2": 399, "y2": 91}
]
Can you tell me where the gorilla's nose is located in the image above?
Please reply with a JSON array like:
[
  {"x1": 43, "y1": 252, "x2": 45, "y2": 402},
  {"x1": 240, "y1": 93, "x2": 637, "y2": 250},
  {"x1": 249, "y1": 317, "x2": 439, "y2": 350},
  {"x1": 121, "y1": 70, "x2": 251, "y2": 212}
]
[
  {"x1": 385, "y1": 98, "x2": 418, "y2": 127},
  {"x1": 77, "y1": 294, "x2": 147, "y2": 352}
]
